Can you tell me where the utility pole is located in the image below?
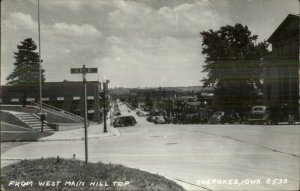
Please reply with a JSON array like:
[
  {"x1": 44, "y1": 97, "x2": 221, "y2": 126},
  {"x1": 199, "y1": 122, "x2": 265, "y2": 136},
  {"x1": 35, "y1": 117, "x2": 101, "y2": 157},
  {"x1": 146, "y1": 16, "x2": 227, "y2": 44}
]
[
  {"x1": 71, "y1": 65, "x2": 97, "y2": 164},
  {"x1": 103, "y1": 82, "x2": 107, "y2": 132},
  {"x1": 37, "y1": 0, "x2": 45, "y2": 132},
  {"x1": 83, "y1": 65, "x2": 88, "y2": 163},
  {"x1": 103, "y1": 80, "x2": 109, "y2": 133},
  {"x1": 97, "y1": 82, "x2": 101, "y2": 124}
]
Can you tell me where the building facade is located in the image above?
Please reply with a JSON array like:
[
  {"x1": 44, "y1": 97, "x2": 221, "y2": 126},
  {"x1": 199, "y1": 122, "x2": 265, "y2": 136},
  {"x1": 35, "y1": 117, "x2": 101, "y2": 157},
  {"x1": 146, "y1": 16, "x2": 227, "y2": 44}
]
[
  {"x1": 0, "y1": 81, "x2": 103, "y2": 122},
  {"x1": 129, "y1": 88, "x2": 176, "y2": 109},
  {"x1": 263, "y1": 14, "x2": 300, "y2": 120}
]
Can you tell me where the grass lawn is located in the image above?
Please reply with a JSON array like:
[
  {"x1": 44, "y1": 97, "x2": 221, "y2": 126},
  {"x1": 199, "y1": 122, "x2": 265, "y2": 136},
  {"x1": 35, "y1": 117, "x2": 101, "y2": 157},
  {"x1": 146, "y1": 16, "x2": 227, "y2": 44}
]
[{"x1": 1, "y1": 158, "x2": 185, "y2": 191}]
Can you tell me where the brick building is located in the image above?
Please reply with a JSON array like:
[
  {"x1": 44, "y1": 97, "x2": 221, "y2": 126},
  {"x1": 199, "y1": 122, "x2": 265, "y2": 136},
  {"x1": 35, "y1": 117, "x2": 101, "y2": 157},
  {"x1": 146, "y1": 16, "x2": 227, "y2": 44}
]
[{"x1": 0, "y1": 81, "x2": 103, "y2": 121}]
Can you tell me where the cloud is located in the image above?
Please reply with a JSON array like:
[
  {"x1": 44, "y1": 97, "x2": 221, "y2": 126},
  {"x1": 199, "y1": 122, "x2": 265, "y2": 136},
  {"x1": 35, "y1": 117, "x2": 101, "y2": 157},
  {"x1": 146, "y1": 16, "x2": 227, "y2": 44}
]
[
  {"x1": 1, "y1": 11, "x2": 104, "y2": 83},
  {"x1": 7, "y1": 12, "x2": 37, "y2": 31},
  {"x1": 52, "y1": 23, "x2": 102, "y2": 38},
  {"x1": 1, "y1": 0, "x2": 229, "y2": 87},
  {"x1": 42, "y1": 0, "x2": 111, "y2": 11}
]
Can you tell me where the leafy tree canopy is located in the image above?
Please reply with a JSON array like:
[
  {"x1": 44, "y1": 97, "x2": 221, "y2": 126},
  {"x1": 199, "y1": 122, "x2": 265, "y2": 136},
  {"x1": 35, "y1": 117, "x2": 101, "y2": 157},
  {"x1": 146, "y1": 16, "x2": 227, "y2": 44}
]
[
  {"x1": 6, "y1": 38, "x2": 45, "y2": 85},
  {"x1": 200, "y1": 23, "x2": 269, "y2": 111}
]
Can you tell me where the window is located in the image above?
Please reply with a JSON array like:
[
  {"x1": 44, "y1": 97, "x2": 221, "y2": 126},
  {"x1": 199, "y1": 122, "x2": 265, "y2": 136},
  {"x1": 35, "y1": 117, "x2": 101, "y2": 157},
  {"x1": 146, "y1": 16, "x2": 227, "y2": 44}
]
[
  {"x1": 11, "y1": 98, "x2": 19, "y2": 103},
  {"x1": 26, "y1": 98, "x2": 35, "y2": 102},
  {"x1": 56, "y1": 97, "x2": 64, "y2": 101}
]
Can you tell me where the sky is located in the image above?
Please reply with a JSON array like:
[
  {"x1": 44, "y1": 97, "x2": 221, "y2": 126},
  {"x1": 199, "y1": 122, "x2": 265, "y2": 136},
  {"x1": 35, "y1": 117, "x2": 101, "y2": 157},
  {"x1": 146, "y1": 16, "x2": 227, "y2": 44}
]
[{"x1": 1, "y1": 0, "x2": 299, "y2": 88}]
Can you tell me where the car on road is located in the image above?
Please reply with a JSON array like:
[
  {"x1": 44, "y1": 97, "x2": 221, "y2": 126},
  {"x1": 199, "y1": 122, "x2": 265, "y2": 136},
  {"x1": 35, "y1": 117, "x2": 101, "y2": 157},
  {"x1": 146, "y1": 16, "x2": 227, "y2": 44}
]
[
  {"x1": 268, "y1": 106, "x2": 291, "y2": 125},
  {"x1": 208, "y1": 111, "x2": 240, "y2": 124},
  {"x1": 152, "y1": 116, "x2": 166, "y2": 124},
  {"x1": 208, "y1": 111, "x2": 224, "y2": 124},
  {"x1": 175, "y1": 114, "x2": 208, "y2": 124},
  {"x1": 146, "y1": 116, "x2": 155, "y2": 122},
  {"x1": 164, "y1": 116, "x2": 176, "y2": 124},
  {"x1": 113, "y1": 110, "x2": 121, "y2": 116},
  {"x1": 247, "y1": 106, "x2": 270, "y2": 124},
  {"x1": 113, "y1": 116, "x2": 137, "y2": 127},
  {"x1": 136, "y1": 111, "x2": 148, "y2": 117}
]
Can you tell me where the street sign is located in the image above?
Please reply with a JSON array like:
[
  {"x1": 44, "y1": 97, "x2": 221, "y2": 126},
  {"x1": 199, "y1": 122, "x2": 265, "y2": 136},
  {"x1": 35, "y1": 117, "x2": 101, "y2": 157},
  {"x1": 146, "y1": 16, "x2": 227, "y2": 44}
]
[
  {"x1": 70, "y1": 67, "x2": 98, "y2": 74},
  {"x1": 70, "y1": 65, "x2": 99, "y2": 164}
]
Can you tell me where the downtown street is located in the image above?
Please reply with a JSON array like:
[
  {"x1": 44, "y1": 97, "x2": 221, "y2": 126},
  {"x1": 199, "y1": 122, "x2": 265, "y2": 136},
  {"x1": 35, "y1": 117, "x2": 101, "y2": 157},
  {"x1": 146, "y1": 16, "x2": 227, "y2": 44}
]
[{"x1": 1, "y1": 103, "x2": 299, "y2": 191}]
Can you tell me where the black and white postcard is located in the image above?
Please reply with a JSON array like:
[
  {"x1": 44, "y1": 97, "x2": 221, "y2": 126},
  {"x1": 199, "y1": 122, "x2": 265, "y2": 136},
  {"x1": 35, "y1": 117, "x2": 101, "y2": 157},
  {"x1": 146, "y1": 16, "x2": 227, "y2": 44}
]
[{"x1": 1, "y1": 0, "x2": 299, "y2": 190}]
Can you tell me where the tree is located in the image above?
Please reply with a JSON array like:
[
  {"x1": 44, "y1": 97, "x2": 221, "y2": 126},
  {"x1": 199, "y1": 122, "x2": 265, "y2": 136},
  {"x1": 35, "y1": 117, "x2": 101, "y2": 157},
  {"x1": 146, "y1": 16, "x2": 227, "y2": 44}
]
[
  {"x1": 6, "y1": 38, "x2": 45, "y2": 85},
  {"x1": 200, "y1": 24, "x2": 269, "y2": 111}
]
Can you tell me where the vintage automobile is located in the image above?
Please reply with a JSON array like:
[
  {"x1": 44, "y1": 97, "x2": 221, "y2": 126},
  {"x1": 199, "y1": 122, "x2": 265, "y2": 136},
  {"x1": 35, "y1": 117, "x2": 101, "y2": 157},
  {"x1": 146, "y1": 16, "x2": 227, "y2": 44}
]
[
  {"x1": 146, "y1": 116, "x2": 155, "y2": 122},
  {"x1": 247, "y1": 106, "x2": 270, "y2": 124},
  {"x1": 152, "y1": 116, "x2": 166, "y2": 124},
  {"x1": 113, "y1": 116, "x2": 137, "y2": 127},
  {"x1": 208, "y1": 111, "x2": 240, "y2": 124},
  {"x1": 220, "y1": 111, "x2": 241, "y2": 124},
  {"x1": 182, "y1": 114, "x2": 208, "y2": 124},
  {"x1": 268, "y1": 106, "x2": 291, "y2": 125},
  {"x1": 136, "y1": 111, "x2": 148, "y2": 117}
]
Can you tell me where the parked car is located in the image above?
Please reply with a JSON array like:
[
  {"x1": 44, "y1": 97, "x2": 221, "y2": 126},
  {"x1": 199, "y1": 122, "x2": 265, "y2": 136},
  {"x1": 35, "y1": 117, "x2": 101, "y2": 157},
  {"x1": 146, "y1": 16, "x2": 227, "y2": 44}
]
[
  {"x1": 208, "y1": 111, "x2": 224, "y2": 124},
  {"x1": 136, "y1": 111, "x2": 148, "y2": 117},
  {"x1": 113, "y1": 116, "x2": 137, "y2": 127},
  {"x1": 152, "y1": 116, "x2": 166, "y2": 124},
  {"x1": 146, "y1": 116, "x2": 155, "y2": 122},
  {"x1": 164, "y1": 116, "x2": 176, "y2": 124},
  {"x1": 248, "y1": 106, "x2": 270, "y2": 124},
  {"x1": 220, "y1": 111, "x2": 241, "y2": 124},
  {"x1": 113, "y1": 110, "x2": 121, "y2": 116},
  {"x1": 268, "y1": 107, "x2": 291, "y2": 125},
  {"x1": 208, "y1": 111, "x2": 240, "y2": 124},
  {"x1": 179, "y1": 114, "x2": 208, "y2": 124}
]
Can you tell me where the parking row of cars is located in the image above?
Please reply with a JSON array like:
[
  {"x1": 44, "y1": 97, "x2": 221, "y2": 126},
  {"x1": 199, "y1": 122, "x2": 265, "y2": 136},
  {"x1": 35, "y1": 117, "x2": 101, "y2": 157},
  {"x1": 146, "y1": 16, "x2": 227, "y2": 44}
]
[
  {"x1": 112, "y1": 102, "x2": 138, "y2": 127},
  {"x1": 124, "y1": 102, "x2": 293, "y2": 125},
  {"x1": 247, "y1": 105, "x2": 293, "y2": 125}
]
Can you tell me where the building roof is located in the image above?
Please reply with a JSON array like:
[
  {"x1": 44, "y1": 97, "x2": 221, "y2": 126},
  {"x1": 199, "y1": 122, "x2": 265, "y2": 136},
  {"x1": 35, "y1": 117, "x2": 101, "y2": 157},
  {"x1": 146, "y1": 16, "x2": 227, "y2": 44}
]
[{"x1": 268, "y1": 14, "x2": 299, "y2": 43}]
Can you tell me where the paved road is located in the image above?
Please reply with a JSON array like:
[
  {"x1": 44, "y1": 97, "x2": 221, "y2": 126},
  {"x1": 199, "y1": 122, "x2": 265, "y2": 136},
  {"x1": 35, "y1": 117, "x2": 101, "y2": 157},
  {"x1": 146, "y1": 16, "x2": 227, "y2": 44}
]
[{"x1": 1, "y1": 103, "x2": 299, "y2": 191}]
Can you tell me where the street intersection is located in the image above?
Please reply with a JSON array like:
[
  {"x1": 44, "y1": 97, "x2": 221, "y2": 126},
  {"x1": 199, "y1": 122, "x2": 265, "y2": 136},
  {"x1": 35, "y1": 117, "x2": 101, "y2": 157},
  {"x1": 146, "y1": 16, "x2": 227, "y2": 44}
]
[{"x1": 1, "y1": 104, "x2": 299, "y2": 191}]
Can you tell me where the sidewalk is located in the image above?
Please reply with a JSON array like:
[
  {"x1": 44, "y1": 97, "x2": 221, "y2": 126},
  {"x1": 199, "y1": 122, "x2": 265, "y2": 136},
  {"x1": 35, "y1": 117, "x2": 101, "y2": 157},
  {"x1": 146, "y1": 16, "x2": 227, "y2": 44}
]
[{"x1": 39, "y1": 119, "x2": 120, "y2": 141}]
